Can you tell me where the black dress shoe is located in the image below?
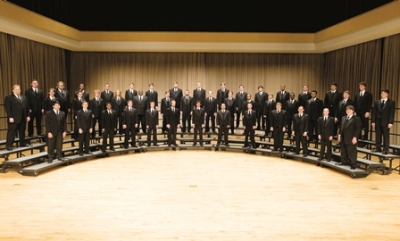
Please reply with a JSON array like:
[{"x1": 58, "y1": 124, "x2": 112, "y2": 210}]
[
  {"x1": 371, "y1": 148, "x2": 381, "y2": 152},
  {"x1": 192, "y1": 143, "x2": 196, "y2": 146},
  {"x1": 153, "y1": 144, "x2": 159, "y2": 147},
  {"x1": 382, "y1": 151, "x2": 388, "y2": 155},
  {"x1": 242, "y1": 145, "x2": 248, "y2": 148},
  {"x1": 47, "y1": 159, "x2": 53, "y2": 164},
  {"x1": 200, "y1": 143, "x2": 204, "y2": 147},
  {"x1": 110, "y1": 148, "x2": 115, "y2": 151},
  {"x1": 350, "y1": 166, "x2": 356, "y2": 170},
  {"x1": 6, "y1": 148, "x2": 13, "y2": 151},
  {"x1": 79, "y1": 153, "x2": 84, "y2": 156},
  {"x1": 317, "y1": 158, "x2": 324, "y2": 161},
  {"x1": 225, "y1": 144, "x2": 229, "y2": 147},
  {"x1": 22, "y1": 144, "x2": 32, "y2": 147},
  {"x1": 85, "y1": 151, "x2": 92, "y2": 154},
  {"x1": 215, "y1": 144, "x2": 220, "y2": 147}
]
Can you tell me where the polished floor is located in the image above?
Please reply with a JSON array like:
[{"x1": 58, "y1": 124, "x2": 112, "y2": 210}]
[{"x1": 0, "y1": 150, "x2": 399, "y2": 240}]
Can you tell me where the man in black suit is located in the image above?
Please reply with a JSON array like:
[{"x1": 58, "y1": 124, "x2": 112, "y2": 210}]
[
  {"x1": 292, "y1": 105, "x2": 308, "y2": 156},
  {"x1": 125, "y1": 83, "x2": 137, "y2": 103},
  {"x1": 318, "y1": 108, "x2": 335, "y2": 162},
  {"x1": 204, "y1": 91, "x2": 217, "y2": 133},
  {"x1": 45, "y1": 101, "x2": 67, "y2": 163},
  {"x1": 55, "y1": 81, "x2": 70, "y2": 115},
  {"x1": 235, "y1": 85, "x2": 247, "y2": 128},
  {"x1": 111, "y1": 90, "x2": 125, "y2": 134},
  {"x1": 337, "y1": 105, "x2": 362, "y2": 169},
  {"x1": 216, "y1": 82, "x2": 229, "y2": 110},
  {"x1": 224, "y1": 91, "x2": 236, "y2": 134},
  {"x1": 180, "y1": 90, "x2": 193, "y2": 133},
  {"x1": 74, "y1": 83, "x2": 89, "y2": 102},
  {"x1": 166, "y1": 100, "x2": 180, "y2": 147},
  {"x1": 286, "y1": 92, "x2": 299, "y2": 138},
  {"x1": 270, "y1": 103, "x2": 287, "y2": 152},
  {"x1": 216, "y1": 103, "x2": 231, "y2": 147},
  {"x1": 263, "y1": 94, "x2": 276, "y2": 137},
  {"x1": 25, "y1": 79, "x2": 44, "y2": 137},
  {"x1": 324, "y1": 82, "x2": 342, "y2": 134},
  {"x1": 101, "y1": 102, "x2": 117, "y2": 152},
  {"x1": 305, "y1": 90, "x2": 324, "y2": 141},
  {"x1": 44, "y1": 88, "x2": 58, "y2": 113},
  {"x1": 354, "y1": 82, "x2": 373, "y2": 140},
  {"x1": 371, "y1": 89, "x2": 395, "y2": 154},
  {"x1": 276, "y1": 84, "x2": 290, "y2": 110},
  {"x1": 254, "y1": 86, "x2": 268, "y2": 130},
  {"x1": 89, "y1": 90, "x2": 104, "y2": 138},
  {"x1": 72, "y1": 91, "x2": 84, "y2": 139},
  {"x1": 160, "y1": 91, "x2": 171, "y2": 133},
  {"x1": 169, "y1": 82, "x2": 183, "y2": 109},
  {"x1": 243, "y1": 103, "x2": 257, "y2": 148},
  {"x1": 193, "y1": 82, "x2": 206, "y2": 108},
  {"x1": 122, "y1": 100, "x2": 138, "y2": 148},
  {"x1": 145, "y1": 83, "x2": 158, "y2": 109},
  {"x1": 100, "y1": 83, "x2": 114, "y2": 107},
  {"x1": 5, "y1": 85, "x2": 30, "y2": 150},
  {"x1": 133, "y1": 90, "x2": 148, "y2": 133},
  {"x1": 146, "y1": 101, "x2": 159, "y2": 146},
  {"x1": 77, "y1": 101, "x2": 93, "y2": 156},
  {"x1": 192, "y1": 101, "x2": 205, "y2": 146},
  {"x1": 335, "y1": 91, "x2": 354, "y2": 129},
  {"x1": 298, "y1": 85, "x2": 311, "y2": 108}
]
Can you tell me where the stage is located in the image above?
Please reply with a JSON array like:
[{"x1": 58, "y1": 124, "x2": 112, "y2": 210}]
[{"x1": 0, "y1": 151, "x2": 399, "y2": 240}]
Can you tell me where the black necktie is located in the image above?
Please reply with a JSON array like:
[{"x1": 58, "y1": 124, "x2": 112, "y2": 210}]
[
  {"x1": 57, "y1": 111, "x2": 59, "y2": 115},
  {"x1": 381, "y1": 100, "x2": 385, "y2": 108},
  {"x1": 324, "y1": 117, "x2": 327, "y2": 123}
]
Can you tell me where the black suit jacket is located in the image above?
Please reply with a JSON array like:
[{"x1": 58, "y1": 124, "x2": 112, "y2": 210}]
[
  {"x1": 77, "y1": 109, "x2": 93, "y2": 132},
  {"x1": 146, "y1": 109, "x2": 159, "y2": 127},
  {"x1": 125, "y1": 89, "x2": 137, "y2": 102},
  {"x1": 254, "y1": 92, "x2": 267, "y2": 113},
  {"x1": 122, "y1": 108, "x2": 138, "y2": 127},
  {"x1": 89, "y1": 98, "x2": 104, "y2": 118},
  {"x1": 169, "y1": 88, "x2": 183, "y2": 108},
  {"x1": 193, "y1": 88, "x2": 206, "y2": 107},
  {"x1": 161, "y1": 98, "x2": 171, "y2": 115},
  {"x1": 354, "y1": 91, "x2": 373, "y2": 116},
  {"x1": 276, "y1": 91, "x2": 290, "y2": 109},
  {"x1": 25, "y1": 88, "x2": 44, "y2": 112},
  {"x1": 340, "y1": 116, "x2": 362, "y2": 145},
  {"x1": 305, "y1": 98, "x2": 324, "y2": 121},
  {"x1": 72, "y1": 98, "x2": 84, "y2": 117},
  {"x1": 101, "y1": 110, "x2": 117, "y2": 130},
  {"x1": 55, "y1": 89, "x2": 70, "y2": 113},
  {"x1": 324, "y1": 91, "x2": 342, "y2": 116},
  {"x1": 166, "y1": 107, "x2": 180, "y2": 126},
  {"x1": 270, "y1": 110, "x2": 287, "y2": 129},
  {"x1": 235, "y1": 91, "x2": 247, "y2": 111},
  {"x1": 293, "y1": 113, "x2": 308, "y2": 135},
  {"x1": 224, "y1": 97, "x2": 236, "y2": 116},
  {"x1": 298, "y1": 92, "x2": 311, "y2": 108},
  {"x1": 192, "y1": 108, "x2": 205, "y2": 125},
  {"x1": 4, "y1": 94, "x2": 29, "y2": 123},
  {"x1": 372, "y1": 99, "x2": 395, "y2": 126},
  {"x1": 204, "y1": 97, "x2": 217, "y2": 114},
  {"x1": 263, "y1": 100, "x2": 276, "y2": 117},
  {"x1": 101, "y1": 91, "x2": 114, "y2": 104},
  {"x1": 44, "y1": 97, "x2": 58, "y2": 113},
  {"x1": 216, "y1": 89, "x2": 229, "y2": 107},
  {"x1": 217, "y1": 110, "x2": 231, "y2": 126},
  {"x1": 180, "y1": 96, "x2": 193, "y2": 114},
  {"x1": 133, "y1": 95, "x2": 148, "y2": 115},
  {"x1": 336, "y1": 99, "x2": 354, "y2": 121},
  {"x1": 286, "y1": 99, "x2": 299, "y2": 119},
  {"x1": 145, "y1": 90, "x2": 158, "y2": 107},
  {"x1": 111, "y1": 97, "x2": 125, "y2": 116},
  {"x1": 45, "y1": 110, "x2": 66, "y2": 135},
  {"x1": 318, "y1": 116, "x2": 335, "y2": 138},
  {"x1": 243, "y1": 110, "x2": 257, "y2": 127}
]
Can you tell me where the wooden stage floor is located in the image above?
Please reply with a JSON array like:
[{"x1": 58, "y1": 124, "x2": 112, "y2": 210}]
[{"x1": 0, "y1": 150, "x2": 399, "y2": 240}]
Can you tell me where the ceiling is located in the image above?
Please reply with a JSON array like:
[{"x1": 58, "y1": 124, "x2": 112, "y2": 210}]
[{"x1": 6, "y1": 0, "x2": 394, "y2": 33}]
